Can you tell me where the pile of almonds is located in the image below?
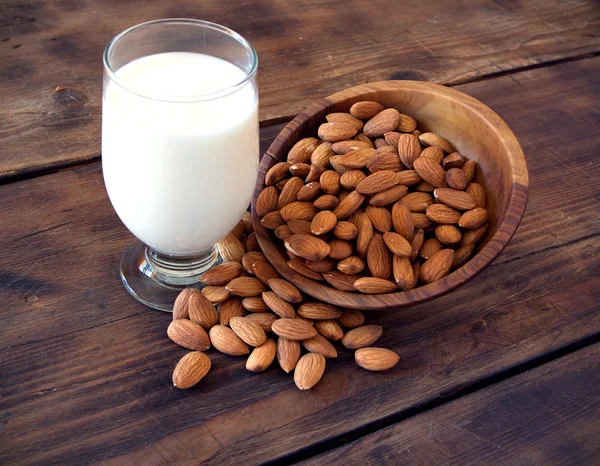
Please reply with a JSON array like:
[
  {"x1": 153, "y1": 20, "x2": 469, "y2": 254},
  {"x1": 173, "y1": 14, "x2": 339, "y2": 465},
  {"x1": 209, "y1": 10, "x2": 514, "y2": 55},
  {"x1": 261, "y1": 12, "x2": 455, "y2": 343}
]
[
  {"x1": 256, "y1": 101, "x2": 489, "y2": 293},
  {"x1": 169, "y1": 213, "x2": 399, "y2": 390}
]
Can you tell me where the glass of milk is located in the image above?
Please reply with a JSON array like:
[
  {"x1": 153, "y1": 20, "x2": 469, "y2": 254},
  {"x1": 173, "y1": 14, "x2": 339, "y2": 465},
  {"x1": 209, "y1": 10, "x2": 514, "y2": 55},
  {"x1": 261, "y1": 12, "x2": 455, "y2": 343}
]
[{"x1": 102, "y1": 19, "x2": 258, "y2": 311}]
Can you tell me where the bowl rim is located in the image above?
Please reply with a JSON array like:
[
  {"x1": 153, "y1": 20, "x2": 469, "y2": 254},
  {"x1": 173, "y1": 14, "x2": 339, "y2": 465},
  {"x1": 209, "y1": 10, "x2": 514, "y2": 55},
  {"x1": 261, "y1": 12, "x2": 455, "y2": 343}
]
[{"x1": 253, "y1": 80, "x2": 529, "y2": 310}]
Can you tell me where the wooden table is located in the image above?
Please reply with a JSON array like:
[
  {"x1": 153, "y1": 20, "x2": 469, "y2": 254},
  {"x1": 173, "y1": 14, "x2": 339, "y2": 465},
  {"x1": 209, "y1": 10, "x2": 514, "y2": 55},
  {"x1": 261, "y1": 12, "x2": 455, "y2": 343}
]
[{"x1": 1, "y1": 1, "x2": 599, "y2": 464}]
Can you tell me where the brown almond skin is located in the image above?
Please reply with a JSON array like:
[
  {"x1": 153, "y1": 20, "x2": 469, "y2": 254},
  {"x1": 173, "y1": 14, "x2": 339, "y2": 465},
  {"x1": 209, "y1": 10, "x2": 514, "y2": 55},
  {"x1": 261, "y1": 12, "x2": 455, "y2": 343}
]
[
  {"x1": 280, "y1": 201, "x2": 317, "y2": 222},
  {"x1": 463, "y1": 159, "x2": 476, "y2": 183},
  {"x1": 363, "y1": 108, "x2": 402, "y2": 137},
  {"x1": 311, "y1": 210, "x2": 337, "y2": 235},
  {"x1": 252, "y1": 261, "x2": 280, "y2": 286},
  {"x1": 202, "y1": 286, "x2": 231, "y2": 304},
  {"x1": 411, "y1": 212, "x2": 433, "y2": 229},
  {"x1": 287, "y1": 137, "x2": 320, "y2": 164},
  {"x1": 396, "y1": 170, "x2": 422, "y2": 186},
  {"x1": 272, "y1": 318, "x2": 317, "y2": 340},
  {"x1": 277, "y1": 337, "x2": 301, "y2": 373},
  {"x1": 400, "y1": 192, "x2": 434, "y2": 212},
  {"x1": 367, "y1": 233, "x2": 392, "y2": 280},
  {"x1": 201, "y1": 262, "x2": 243, "y2": 286},
  {"x1": 173, "y1": 288, "x2": 200, "y2": 320},
  {"x1": 443, "y1": 152, "x2": 465, "y2": 169},
  {"x1": 209, "y1": 325, "x2": 249, "y2": 356},
  {"x1": 337, "y1": 256, "x2": 365, "y2": 274},
  {"x1": 314, "y1": 194, "x2": 339, "y2": 210},
  {"x1": 413, "y1": 157, "x2": 447, "y2": 188},
  {"x1": 297, "y1": 181, "x2": 321, "y2": 202},
  {"x1": 256, "y1": 186, "x2": 278, "y2": 217},
  {"x1": 298, "y1": 302, "x2": 342, "y2": 320},
  {"x1": 167, "y1": 320, "x2": 211, "y2": 351},
  {"x1": 241, "y1": 296, "x2": 269, "y2": 312},
  {"x1": 218, "y1": 298, "x2": 245, "y2": 325},
  {"x1": 453, "y1": 243, "x2": 476, "y2": 269},
  {"x1": 318, "y1": 122, "x2": 358, "y2": 142},
  {"x1": 397, "y1": 113, "x2": 417, "y2": 132},
  {"x1": 287, "y1": 259, "x2": 324, "y2": 281},
  {"x1": 230, "y1": 316, "x2": 267, "y2": 347},
  {"x1": 355, "y1": 347, "x2": 400, "y2": 371},
  {"x1": 420, "y1": 237, "x2": 443, "y2": 260},
  {"x1": 426, "y1": 204, "x2": 461, "y2": 224},
  {"x1": 277, "y1": 177, "x2": 304, "y2": 210},
  {"x1": 392, "y1": 202, "x2": 414, "y2": 242},
  {"x1": 435, "y1": 225, "x2": 462, "y2": 245},
  {"x1": 383, "y1": 232, "x2": 412, "y2": 257},
  {"x1": 246, "y1": 339, "x2": 277, "y2": 373},
  {"x1": 320, "y1": 170, "x2": 341, "y2": 195},
  {"x1": 356, "y1": 170, "x2": 398, "y2": 194},
  {"x1": 294, "y1": 353, "x2": 326, "y2": 390},
  {"x1": 336, "y1": 309, "x2": 365, "y2": 328},
  {"x1": 397, "y1": 134, "x2": 421, "y2": 169},
  {"x1": 369, "y1": 185, "x2": 409, "y2": 207},
  {"x1": 433, "y1": 188, "x2": 477, "y2": 210},
  {"x1": 326, "y1": 112, "x2": 364, "y2": 131},
  {"x1": 285, "y1": 234, "x2": 331, "y2": 261},
  {"x1": 340, "y1": 170, "x2": 367, "y2": 189},
  {"x1": 393, "y1": 255, "x2": 415, "y2": 290},
  {"x1": 332, "y1": 190, "x2": 366, "y2": 220},
  {"x1": 262, "y1": 291, "x2": 296, "y2": 318},
  {"x1": 306, "y1": 257, "x2": 337, "y2": 273},
  {"x1": 331, "y1": 140, "x2": 372, "y2": 155},
  {"x1": 357, "y1": 214, "x2": 374, "y2": 259},
  {"x1": 225, "y1": 277, "x2": 266, "y2": 297},
  {"x1": 333, "y1": 221, "x2": 358, "y2": 240},
  {"x1": 306, "y1": 163, "x2": 327, "y2": 183},
  {"x1": 268, "y1": 278, "x2": 303, "y2": 303},
  {"x1": 188, "y1": 292, "x2": 219, "y2": 329},
  {"x1": 217, "y1": 234, "x2": 245, "y2": 263},
  {"x1": 420, "y1": 146, "x2": 444, "y2": 164},
  {"x1": 261, "y1": 211, "x2": 285, "y2": 230},
  {"x1": 350, "y1": 101, "x2": 385, "y2": 119},
  {"x1": 287, "y1": 219, "x2": 312, "y2": 235},
  {"x1": 353, "y1": 277, "x2": 398, "y2": 294},
  {"x1": 446, "y1": 168, "x2": 468, "y2": 190},
  {"x1": 301, "y1": 334, "x2": 338, "y2": 358},
  {"x1": 173, "y1": 351, "x2": 211, "y2": 389},
  {"x1": 314, "y1": 319, "x2": 344, "y2": 341},
  {"x1": 466, "y1": 183, "x2": 487, "y2": 208},
  {"x1": 459, "y1": 207, "x2": 489, "y2": 229},
  {"x1": 354, "y1": 132, "x2": 375, "y2": 148},
  {"x1": 366, "y1": 206, "x2": 392, "y2": 233},
  {"x1": 419, "y1": 132, "x2": 452, "y2": 152},
  {"x1": 341, "y1": 325, "x2": 383, "y2": 349},
  {"x1": 245, "y1": 312, "x2": 278, "y2": 333},
  {"x1": 420, "y1": 249, "x2": 455, "y2": 284},
  {"x1": 322, "y1": 271, "x2": 360, "y2": 291},
  {"x1": 462, "y1": 223, "x2": 488, "y2": 245},
  {"x1": 265, "y1": 162, "x2": 291, "y2": 186},
  {"x1": 311, "y1": 141, "x2": 335, "y2": 167}
]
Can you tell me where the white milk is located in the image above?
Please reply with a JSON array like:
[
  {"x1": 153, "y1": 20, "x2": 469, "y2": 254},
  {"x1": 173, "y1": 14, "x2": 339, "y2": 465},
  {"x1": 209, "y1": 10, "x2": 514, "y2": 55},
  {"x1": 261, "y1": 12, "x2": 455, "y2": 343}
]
[{"x1": 102, "y1": 52, "x2": 258, "y2": 257}]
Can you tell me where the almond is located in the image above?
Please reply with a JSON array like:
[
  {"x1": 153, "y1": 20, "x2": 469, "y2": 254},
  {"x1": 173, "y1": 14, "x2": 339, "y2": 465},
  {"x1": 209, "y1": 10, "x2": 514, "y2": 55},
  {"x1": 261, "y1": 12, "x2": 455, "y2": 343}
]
[
  {"x1": 462, "y1": 160, "x2": 476, "y2": 183},
  {"x1": 462, "y1": 223, "x2": 488, "y2": 244},
  {"x1": 411, "y1": 212, "x2": 433, "y2": 229},
  {"x1": 399, "y1": 192, "x2": 434, "y2": 212},
  {"x1": 306, "y1": 257, "x2": 337, "y2": 273},
  {"x1": 244, "y1": 233, "x2": 256, "y2": 251},
  {"x1": 466, "y1": 183, "x2": 487, "y2": 208},
  {"x1": 330, "y1": 155, "x2": 351, "y2": 175},
  {"x1": 420, "y1": 146, "x2": 444, "y2": 164},
  {"x1": 348, "y1": 209, "x2": 366, "y2": 228},
  {"x1": 413, "y1": 157, "x2": 447, "y2": 188},
  {"x1": 242, "y1": 296, "x2": 269, "y2": 312},
  {"x1": 188, "y1": 293, "x2": 219, "y2": 329},
  {"x1": 272, "y1": 318, "x2": 317, "y2": 340},
  {"x1": 300, "y1": 334, "x2": 338, "y2": 358},
  {"x1": 332, "y1": 190, "x2": 366, "y2": 220},
  {"x1": 396, "y1": 113, "x2": 417, "y2": 132},
  {"x1": 202, "y1": 285, "x2": 231, "y2": 304},
  {"x1": 287, "y1": 259, "x2": 324, "y2": 281},
  {"x1": 412, "y1": 130, "x2": 422, "y2": 138},
  {"x1": 265, "y1": 162, "x2": 291, "y2": 186},
  {"x1": 459, "y1": 207, "x2": 489, "y2": 229},
  {"x1": 446, "y1": 168, "x2": 468, "y2": 190},
  {"x1": 285, "y1": 234, "x2": 331, "y2": 261},
  {"x1": 297, "y1": 182, "x2": 321, "y2": 201},
  {"x1": 354, "y1": 132, "x2": 375, "y2": 148},
  {"x1": 209, "y1": 325, "x2": 249, "y2": 355},
  {"x1": 217, "y1": 234, "x2": 245, "y2": 263},
  {"x1": 366, "y1": 206, "x2": 392, "y2": 232},
  {"x1": 167, "y1": 319, "x2": 211, "y2": 351},
  {"x1": 353, "y1": 277, "x2": 398, "y2": 293},
  {"x1": 355, "y1": 347, "x2": 399, "y2": 371},
  {"x1": 416, "y1": 181, "x2": 435, "y2": 193},
  {"x1": 397, "y1": 134, "x2": 421, "y2": 169},
  {"x1": 367, "y1": 233, "x2": 392, "y2": 279},
  {"x1": 420, "y1": 249, "x2": 454, "y2": 284},
  {"x1": 311, "y1": 141, "x2": 335, "y2": 167},
  {"x1": 332, "y1": 221, "x2": 358, "y2": 240},
  {"x1": 331, "y1": 140, "x2": 373, "y2": 154},
  {"x1": 435, "y1": 225, "x2": 462, "y2": 245},
  {"x1": 383, "y1": 231, "x2": 412, "y2": 257},
  {"x1": 433, "y1": 188, "x2": 477, "y2": 210},
  {"x1": 391, "y1": 202, "x2": 414, "y2": 241},
  {"x1": 369, "y1": 185, "x2": 409, "y2": 207},
  {"x1": 367, "y1": 152, "x2": 403, "y2": 172},
  {"x1": 294, "y1": 353, "x2": 326, "y2": 390},
  {"x1": 218, "y1": 297, "x2": 245, "y2": 325},
  {"x1": 230, "y1": 316, "x2": 267, "y2": 346},
  {"x1": 287, "y1": 219, "x2": 312, "y2": 235},
  {"x1": 337, "y1": 255, "x2": 365, "y2": 274},
  {"x1": 318, "y1": 122, "x2": 358, "y2": 142},
  {"x1": 340, "y1": 170, "x2": 367, "y2": 189},
  {"x1": 280, "y1": 201, "x2": 317, "y2": 221},
  {"x1": 453, "y1": 243, "x2": 476, "y2": 269},
  {"x1": 396, "y1": 170, "x2": 422, "y2": 186},
  {"x1": 326, "y1": 112, "x2": 364, "y2": 131},
  {"x1": 241, "y1": 251, "x2": 267, "y2": 274},
  {"x1": 356, "y1": 170, "x2": 398, "y2": 195},
  {"x1": 246, "y1": 312, "x2": 278, "y2": 332},
  {"x1": 277, "y1": 337, "x2": 301, "y2": 372},
  {"x1": 276, "y1": 179, "x2": 289, "y2": 191},
  {"x1": 230, "y1": 220, "x2": 245, "y2": 239},
  {"x1": 306, "y1": 163, "x2": 327, "y2": 183},
  {"x1": 443, "y1": 152, "x2": 465, "y2": 169},
  {"x1": 246, "y1": 338, "x2": 277, "y2": 372},
  {"x1": 328, "y1": 239, "x2": 354, "y2": 260},
  {"x1": 337, "y1": 309, "x2": 365, "y2": 328},
  {"x1": 309, "y1": 210, "x2": 336, "y2": 236},
  {"x1": 288, "y1": 137, "x2": 320, "y2": 164},
  {"x1": 393, "y1": 255, "x2": 416, "y2": 290},
  {"x1": 252, "y1": 261, "x2": 280, "y2": 286},
  {"x1": 242, "y1": 211, "x2": 253, "y2": 233},
  {"x1": 376, "y1": 144, "x2": 397, "y2": 154},
  {"x1": 320, "y1": 170, "x2": 341, "y2": 194},
  {"x1": 338, "y1": 148, "x2": 378, "y2": 169},
  {"x1": 173, "y1": 351, "x2": 211, "y2": 389},
  {"x1": 225, "y1": 277, "x2": 266, "y2": 297},
  {"x1": 314, "y1": 194, "x2": 339, "y2": 210},
  {"x1": 350, "y1": 101, "x2": 385, "y2": 119},
  {"x1": 425, "y1": 204, "x2": 461, "y2": 224},
  {"x1": 262, "y1": 291, "x2": 296, "y2": 318},
  {"x1": 384, "y1": 131, "x2": 401, "y2": 146},
  {"x1": 419, "y1": 132, "x2": 452, "y2": 152},
  {"x1": 341, "y1": 325, "x2": 383, "y2": 349},
  {"x1": 277, "y1": 177, "x2": 304, "y2": 210},
  {"x1": 268, "y1": 278, "x2": 303, "y2": 303},
  {"x1": 314, "y1": 319, "x2": 344, "y2": 340},
  {"x1": 364, "y1": 108, "x2": 401, "y2": 137},
  {"x1": 322, "y1": 270, "x2": 359, "y2": 291},
  {"x1": 420, "y1": 238, "x2": 443, "y2": 260},
  {"x1": 261, "y1": 211, "x2": 285, "y2": 230},
  {"x1": 357, "y1": 214, "x2": 374, "y2": 258},
  {"x1": 256, "y1": 186, "x2": 278, "y2": 216},
  {"x1": 289, "y1": 163, "x2": 311, "y2": 178},
  {"x1": 173, "y1": 288, "x2": 200, "y2": 320},
  {"x1": 298, "y1": 302, "x2": 342, "y2": 320},
  {"x1": 410, "y1": 228, "x2": 425, "y2": 261}
]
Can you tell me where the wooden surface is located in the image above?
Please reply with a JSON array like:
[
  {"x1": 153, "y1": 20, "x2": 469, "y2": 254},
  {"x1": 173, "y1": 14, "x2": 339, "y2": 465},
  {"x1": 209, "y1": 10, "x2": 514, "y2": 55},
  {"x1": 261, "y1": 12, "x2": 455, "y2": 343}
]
[
  {"x1": 1, "y1": 0, "x2": 599, "y2": 179},
  {"x1": 254, "y1": 80, "x2": 528, "y2": 310},
  {"x1": 1, "y1": 2, "x2": 600, "y2": 464}
]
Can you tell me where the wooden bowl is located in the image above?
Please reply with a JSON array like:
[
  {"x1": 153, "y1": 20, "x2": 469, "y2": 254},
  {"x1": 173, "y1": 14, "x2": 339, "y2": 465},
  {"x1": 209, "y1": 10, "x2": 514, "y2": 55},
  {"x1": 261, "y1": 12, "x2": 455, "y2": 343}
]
[{"x1": 251, "y1": 81, "x2": 528, "y2": 310}]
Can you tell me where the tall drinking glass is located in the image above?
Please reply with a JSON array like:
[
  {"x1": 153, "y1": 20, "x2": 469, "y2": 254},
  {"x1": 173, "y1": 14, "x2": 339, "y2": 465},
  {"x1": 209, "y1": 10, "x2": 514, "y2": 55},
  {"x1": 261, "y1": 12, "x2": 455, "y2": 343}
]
[{"x1": 102, "y1": 19, "x2": 259, "y2": 311}]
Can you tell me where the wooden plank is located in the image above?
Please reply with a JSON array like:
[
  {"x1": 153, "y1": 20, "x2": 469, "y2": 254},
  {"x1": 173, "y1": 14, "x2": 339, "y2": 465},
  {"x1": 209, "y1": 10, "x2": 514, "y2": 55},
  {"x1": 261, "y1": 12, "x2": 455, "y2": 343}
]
[
  {"x1": 301, "y1": 344, "x2": 600, "y2": 466},
  {"x1": 0, "y1": 58, "x2": 597, "y2": 350},
  {"x1": 1, "y1": 0, "x2": 599, "y2": 178},
  {"x1": 0, "y1": 236, "x2": 597, "y2": 465}
]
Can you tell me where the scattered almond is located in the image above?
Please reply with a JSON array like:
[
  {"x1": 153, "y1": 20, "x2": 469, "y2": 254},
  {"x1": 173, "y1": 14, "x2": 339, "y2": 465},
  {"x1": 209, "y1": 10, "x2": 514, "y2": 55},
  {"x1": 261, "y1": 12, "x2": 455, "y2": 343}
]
[
  {"x1": 173, "y1": 351, "x2": 211, "y2": 389},
  {"x1": 355, "y1": 347, "x2": 399, "y2": 371}
]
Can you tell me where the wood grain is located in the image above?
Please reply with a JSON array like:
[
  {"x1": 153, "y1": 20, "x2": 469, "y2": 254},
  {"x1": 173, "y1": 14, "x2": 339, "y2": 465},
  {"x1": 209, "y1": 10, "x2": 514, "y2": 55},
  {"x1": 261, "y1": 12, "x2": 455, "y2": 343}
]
[
  {"x1": 1, "y1": 0, "x2": 599, "y2": 178},
  {"x1": 0, "y1": 236, "x2": 597, "y2": 465},
  {"x1": 254, "y1": 79, "x2": 528, "y2": 310},
  {"x1": 301, "y1": 344, "x2": 600, "y2": 466}
]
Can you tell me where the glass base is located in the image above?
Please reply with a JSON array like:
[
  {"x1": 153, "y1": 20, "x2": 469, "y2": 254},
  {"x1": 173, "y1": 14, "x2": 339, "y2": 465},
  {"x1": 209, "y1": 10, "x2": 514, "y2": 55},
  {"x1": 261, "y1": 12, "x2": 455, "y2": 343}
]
[{"x1": 120, "y1": 239, "x2": 222, "y2": 312}]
